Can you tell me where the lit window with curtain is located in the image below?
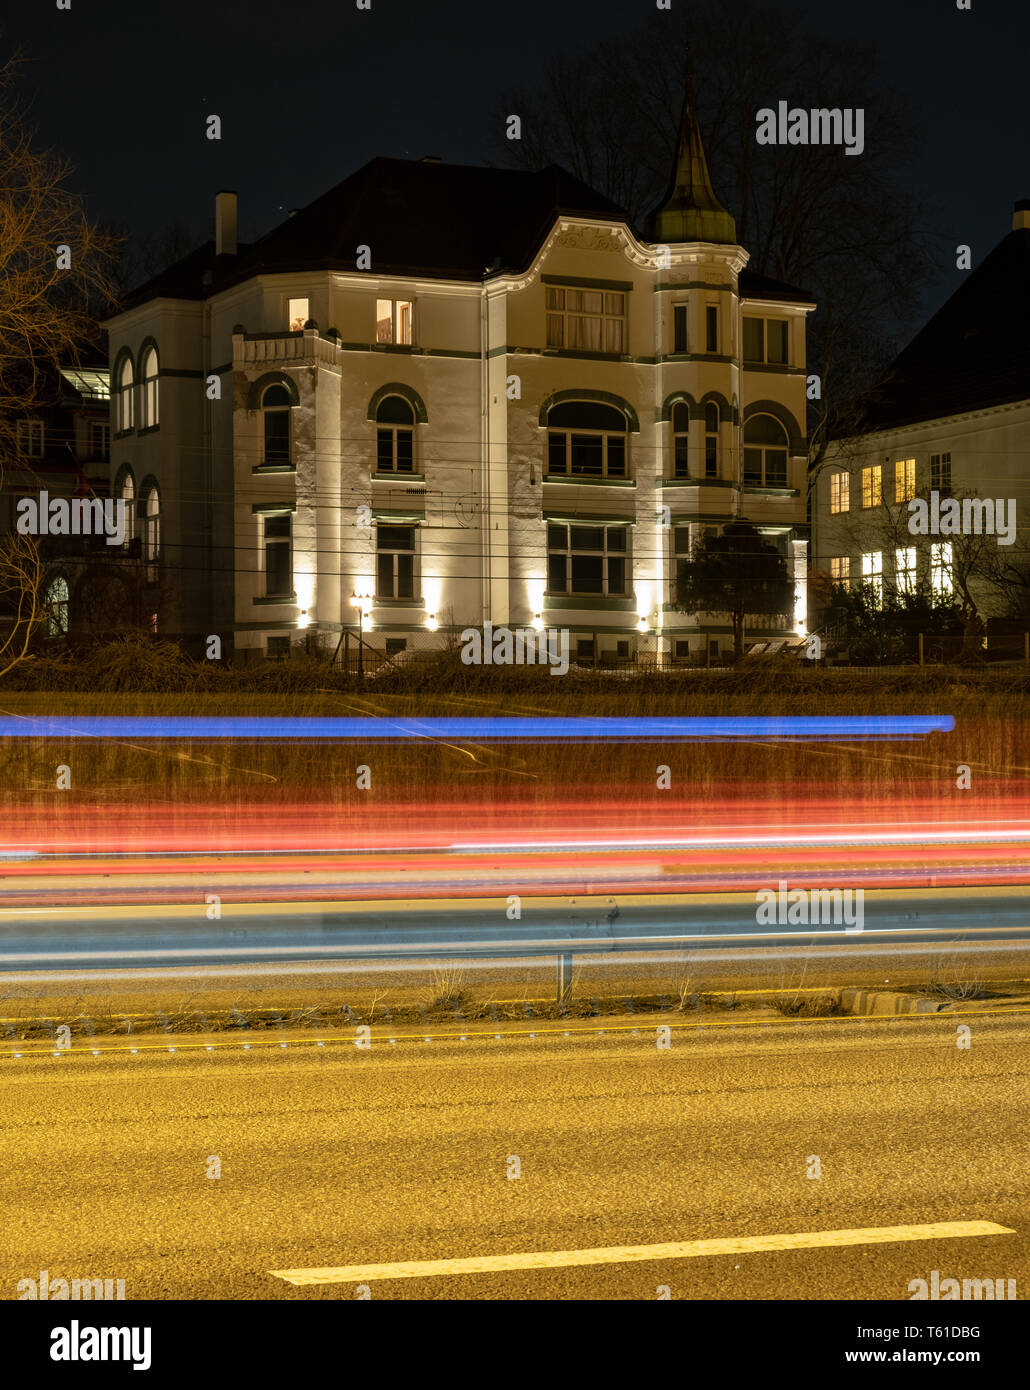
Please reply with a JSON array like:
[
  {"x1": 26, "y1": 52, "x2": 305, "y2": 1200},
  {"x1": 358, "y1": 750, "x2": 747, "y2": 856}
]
[
  {"x1": 117, "y1": 356, "x2": 134, "y2": 432},
  {"x1": 141, "y1": 347, "x2": 159, "y2": 428},
  {"x1": 545, "y1": 287, "x2": 625, "y2": 353}
]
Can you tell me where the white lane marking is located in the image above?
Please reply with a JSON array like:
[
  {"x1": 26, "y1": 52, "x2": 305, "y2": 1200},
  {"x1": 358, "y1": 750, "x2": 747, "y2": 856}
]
[{"x1": 269, "y1": 1220, "x2": 1014, "y2": 1285}]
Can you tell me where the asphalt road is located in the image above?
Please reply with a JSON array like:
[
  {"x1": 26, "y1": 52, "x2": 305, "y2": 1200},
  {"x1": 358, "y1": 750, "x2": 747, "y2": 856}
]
[{"x1": 1, "y1": 1012, "x2": 1026, "y2": 1300}]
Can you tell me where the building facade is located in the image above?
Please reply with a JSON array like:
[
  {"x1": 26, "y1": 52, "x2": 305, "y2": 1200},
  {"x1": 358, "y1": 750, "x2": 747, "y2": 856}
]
[
  {"x1": 104, "y1": 93, "x2": 815, "y2": 665},
  {"x1": 812, "y1": 201, "x2": 1030, "y2": 626}
]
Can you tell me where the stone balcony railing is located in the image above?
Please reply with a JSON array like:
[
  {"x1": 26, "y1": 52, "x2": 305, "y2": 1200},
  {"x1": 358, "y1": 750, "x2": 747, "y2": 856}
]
[{"x1": 232, "y1": 327, "x2": 342, "y2": 370}]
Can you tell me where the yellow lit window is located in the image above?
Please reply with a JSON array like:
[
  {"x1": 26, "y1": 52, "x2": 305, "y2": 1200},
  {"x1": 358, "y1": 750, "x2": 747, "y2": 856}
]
[
  {"x1": 895, "y1": 458, "x2": 915, "y2": 503},
  {"x1": 861, "y1": 464, "x2": 882, "y2": 509}
]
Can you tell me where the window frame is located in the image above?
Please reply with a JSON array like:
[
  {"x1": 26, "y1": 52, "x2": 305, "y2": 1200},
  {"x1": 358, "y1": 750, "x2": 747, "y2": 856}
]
[
  {"x1": 263, "y1": 512, "x2": 293, "y2": 598},
  {"x1": 861, "y1": 464, "x2": 883, "y2": 509},
  {"x1": 895, "y1": 545, "x2": 916, "y2": 593},
  {"x1": 672, "y1": 303, "x2": 688, "y2": 354},
  {"x1": 703, "y1": 402, "x2": 720, "y2": 479},
  {"x1": 671, "y1": 403, "x2": 690, "y2": 479},
  {"x1": 830, "y1": 556, "x2": 850, "y2": 590},
  {"x1": 374, "y1": 396, "x2": 416, "y2": 474},
  {"x1": 375, "y1": 523, "x2": 418, "y2": 601},
  {"x1": 141, "y1": 347, "x2": 159, "y2": 429},
  {"x1": 546, "y1": 522, "x2": 629, "y2": 598},
  {"x1": 829, "y1": 471, "x2": 850, "y2": 514},
  {"x1": 17, "y1": 420, "x2": 45, "y2": 459},
  {"x1": 261, "y1": 383, "x2": 292, "y2": 466},
  {"x1": 376, "y1": 298, "x2": 413, "y2": 346},
  {"x1": 545, "y1": 285, "x2": 626, "y2": 355},
  {"x1": 742, "y1": 414, "x2": 789, "y2": 488},
  {"x1": 117, "y1": 357, "x2": 134, "y2": 433},
  {"x1": 861, "y1": 550, "x2": 883, "y2": 604},
  {"x1": 894, "y1": 458, "x2": 915, "y2": 504},
  {"x1": 930, "y1": 451, "x2": 952, "y2": 494},
  {"x1": 742, "y1": 315, "x2": 789, "y2": 365},
  {"x1": 88, "y1": 420, "x2": 110, "y2": 462},
  {"x1": 931, "y1": 540, "x2": 953, "y2": 597}
]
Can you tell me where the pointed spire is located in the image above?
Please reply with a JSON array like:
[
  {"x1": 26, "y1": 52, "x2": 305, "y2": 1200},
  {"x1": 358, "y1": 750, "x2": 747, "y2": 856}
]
[{"x1": 653, "y1": 53, "x2": 736, "y2": 245}]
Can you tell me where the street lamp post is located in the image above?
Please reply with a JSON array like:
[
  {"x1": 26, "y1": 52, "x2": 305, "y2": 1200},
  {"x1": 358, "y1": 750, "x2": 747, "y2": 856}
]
[{"x1": 350, "y1": 588, "x2": 373, "y2": 679}]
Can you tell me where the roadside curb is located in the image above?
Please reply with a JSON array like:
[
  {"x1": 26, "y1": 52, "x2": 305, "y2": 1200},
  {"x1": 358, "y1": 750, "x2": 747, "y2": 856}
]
[{"x1": 840, "y1": 987, "x2": 942, "y2": 1016}]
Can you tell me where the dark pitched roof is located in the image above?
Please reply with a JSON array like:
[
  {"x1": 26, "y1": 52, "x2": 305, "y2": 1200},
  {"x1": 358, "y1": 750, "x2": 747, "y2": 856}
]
[
  {"x1": 119, "y1": 156, "x2": 817, "y2": 314},
  {"x1": 118, "y1": 158, "x2": 628, "y2": 310},
  {"x1": 739, "y1": 267, "x2": 816, "y2": 306},
  {"x1": 850, "y1": 225, "x2": 1030, "y2": 434}
]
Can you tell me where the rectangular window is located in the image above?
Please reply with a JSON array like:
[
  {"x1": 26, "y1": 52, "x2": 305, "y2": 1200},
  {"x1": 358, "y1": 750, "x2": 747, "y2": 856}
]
[
  {"x1": 830, "y1": 471, "x2": 850, "y2": 514},
  {"x1": 895, "y1": 458, "x2": 916, "y2": 503},
  {"x1": 861, "y1": 550, "x2": 883, "y2": 604},
  {"x1": 704, "y1": 436, "x2": 718, "y2": 476},
  {"x1": 895, "y1": 546, "x2": 916, "y2": 593},
  {"x1": 547, "y1": 428, "x2": 628, "y2": 479},
  {"x1": 545, "y1": 286, "x2": 625, "y2": 354},
  {"x1": 17, "y1": 420, "x2": 44, "y2": 458},
  {"x1": 88, "y1": 421, "x2": 110, "y2": 462},
  {"x1": 673, "y1": 304, "x2": 688, "y2": 353},
  {"x1": 861, "y1": 464, "x2": 882, "y2": 509},
  {"x1": 674, "y1": 433, "x2": 690, "y2": 477},
  {"x1": 705, "y1": 305, "x2": 719, "y2": 353},
  {"x1": 288, "y1": 298, "x2": 309, "y2": 332},
  {"x1": 742, "y1": 316, "x2": 788, "y2": 364},
  {"x1": 830, "y1": 556, "x2": 850, "y2": 589},
  {"x1": 267, "y1": 635, "x2": 291, "y2": 661},
  {"x1": 376, "y1": 299, "x2": 413, "y2": 345},
  {"x1": 376, "y1": 524, "x2": 416, "y2": 600},
  {"x1": 546, "y1": 522, "x2": 628, "y2": 596},
  {"x1": 930, "y1": 451, "x2": 952, "y2": 493},
  {"x1": 263, "y1": 514, "x2": 292, "y2": 597},
  {"x1": 742, "y1": 317, "x2": 764, "y2": 363},
  {"x1": 931, "y1": 540, "x2": 953, "y2": 597}
]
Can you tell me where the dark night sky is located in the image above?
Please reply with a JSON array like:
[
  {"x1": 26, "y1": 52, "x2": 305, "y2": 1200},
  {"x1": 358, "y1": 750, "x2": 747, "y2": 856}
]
[{"x1": 8, "y1": 0, "x2": 1029, "y2": 323}]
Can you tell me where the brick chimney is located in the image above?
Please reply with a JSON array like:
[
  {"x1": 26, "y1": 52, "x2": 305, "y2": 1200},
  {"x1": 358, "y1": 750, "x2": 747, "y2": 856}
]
[
  {"x1": 1014, "y1": 199, "x2": 1030, "y2": 231},
  {"x1": 215, "y1": 190, "x2": 238, "y2": 255}
]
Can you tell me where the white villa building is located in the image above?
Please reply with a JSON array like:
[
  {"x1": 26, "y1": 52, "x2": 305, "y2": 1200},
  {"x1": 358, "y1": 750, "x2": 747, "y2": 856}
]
[{"x1": 104, "y1": 89, "x2": 816, "y2": 665}]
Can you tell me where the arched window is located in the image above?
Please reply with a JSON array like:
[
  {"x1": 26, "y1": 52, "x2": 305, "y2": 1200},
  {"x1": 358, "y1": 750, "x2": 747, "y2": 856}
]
[
  {"x1": 743, "y1": 414, "x2": 788, "y2": 487},
  {"x1": 704, "y1": 402, "x2": 720, "y2": 479},
  {"x1": 141, "y1": 347, "x2": 159, "y2": 428},
  {"x1": 120, "y1": 471, "x2": 136, "y2": 546},
  {"x1": 375, "y1": 395, "x2": 415, "y2": 473},
  {"x1": 262, "y1": 383, "x2": 292, "y2": 465},
  {"x1": 671, "y1": 403, "x2": 690, "y2": 478},
  {"x1": 546, "y1": 400, "x2": 628, "y2": 479},
  {"x1": 117, "y1": 356, "x2": 134, "y2": 432},
  {"x1": 141, "y1": 485, "x2": 160, "y2": 567},
  {"x1": 45, "y1": 576, "x2": 69, "y2": 638}
]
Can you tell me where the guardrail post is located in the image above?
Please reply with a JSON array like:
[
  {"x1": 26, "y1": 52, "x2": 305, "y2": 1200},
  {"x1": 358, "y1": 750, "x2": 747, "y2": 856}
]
[{"x1": 557, "y1": 952, "x2": 573, "y2": 1008}]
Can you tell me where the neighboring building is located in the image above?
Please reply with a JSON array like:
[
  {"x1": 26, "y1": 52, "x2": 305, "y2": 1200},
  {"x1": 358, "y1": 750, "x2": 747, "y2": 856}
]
[
  {"x1": 812, "y1": 201, "x2": 1030, "y2": 622},
  {"x1": 103, "y1": 86, "x2": 815, "y2": 665},
  {"x1": 1, "y1": 358, "x2": 116, "y2": 642}
]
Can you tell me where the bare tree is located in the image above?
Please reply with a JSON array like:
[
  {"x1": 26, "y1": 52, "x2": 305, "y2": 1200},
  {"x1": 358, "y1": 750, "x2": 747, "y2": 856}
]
[
  {"x1": 490, "y1": 0, "x2": 940, "y2": 480},
  {"x1": 0, "y1": 44, "x2": 120, "y2": 672},
  {"x1": 0, "y1": 531, "x2": 45, "y2": 678}
]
